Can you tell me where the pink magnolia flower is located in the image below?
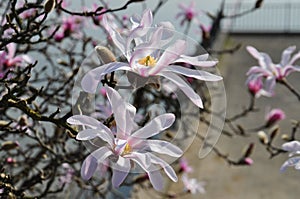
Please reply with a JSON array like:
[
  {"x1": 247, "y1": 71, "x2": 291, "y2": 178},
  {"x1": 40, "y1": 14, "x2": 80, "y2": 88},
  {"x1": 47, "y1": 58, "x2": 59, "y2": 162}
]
[
  {"x1": 0, "y1": 43, "x2": 32, "y2": 78},
  {"x1": 176, "y1": 1, "x2": 200, "y2": 26},
  {"x1": 81, "y1": 9, "x2": 222, "y2": 108},
  {"x1": 67, "y1": 86, "x2": 183, "y2": 190},
  {"x1": 182, "y1": 174, "x2": 206, "y2": 194},
  {"x1": 280, "y1": 141, "x2": 300, "y2": 172},
  {"x1": 265, "y1": 108, "x2": 286, "y2": 127},
  {"x1": 247, "y1": 76, "x2": 272, "y2": 97},
  {"x1": 54, "y1": 16, "x2": 84, "y2": 42},
  {"x1": 246, "y1": 46, "x2": 300, "y2": 94},
  {"x1": 59, "y1": 163, "x2": 75, "y2": 186},
  {"x1": 179, "y1": 157, "x2": 193, "y2": 173}
]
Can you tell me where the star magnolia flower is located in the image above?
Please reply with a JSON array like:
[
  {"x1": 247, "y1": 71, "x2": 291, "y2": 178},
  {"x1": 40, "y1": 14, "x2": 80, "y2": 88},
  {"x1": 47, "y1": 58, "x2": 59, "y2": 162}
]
[
  {"x1": 246, "y1": 46, "x2": 300, "y2": 94},
  {"x1": 67, "y1": 86, "x2": 183, "y2": 190},
  {"x1": 280, "y1": 141, "x2": 300, "y2": 172},
  {"x1": 81, "y1": 9, "x2": 222, "y2": 108},
  {"x1": 179, "y1": 158, "x2": 193, "y2": 173},
  {"x1": 54, "y1": 16, "x2": 83, "y2": 42},
  {"x1": 176, "y1": 1, "x2": 199, "y2": 26},
  {"x1": 0, "y1": 43, "x2": 32, "y2": 78},
  {"x1": 182, "y1": 174, "x2": 206, "y2": 194}
]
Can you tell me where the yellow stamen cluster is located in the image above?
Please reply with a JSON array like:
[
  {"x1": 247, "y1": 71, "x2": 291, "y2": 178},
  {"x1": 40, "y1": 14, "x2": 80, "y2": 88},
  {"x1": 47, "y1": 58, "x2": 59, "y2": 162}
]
[
  {"x1": 122, "y1": 143, "x2": 132, "y2": 155},
  {"x1": 138, "y1": 55, "x2": 156, "y2": 67}
]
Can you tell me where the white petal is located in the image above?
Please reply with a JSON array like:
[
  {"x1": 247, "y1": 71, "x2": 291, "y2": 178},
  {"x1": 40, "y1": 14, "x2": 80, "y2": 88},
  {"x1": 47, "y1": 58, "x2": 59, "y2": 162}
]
[
  {"x1": 132, "y1": 113, "x2": 175, "y2": 138},
  {"x1": 280, "y1": 46, "x2": 296, "y2": 66},
  {"x1": 160, "y1": 71, "x2": 203, "y2": 108},
  {"x1": 105, "y1": 86, "x2": 136, "y2": 137},
  {"x1": 81, "y1": 62, "x2": 130, "y2": 93},
  {"x1": 165, "y1": 65, "x2": 222, "y2": 81},
  {"x1": 90, "y1": 146, "x2": 114, "y2": 163},
  {"x1": 81, "y1": 155, "x2": 98, "y2": 180},
  {"x1": 125, "y1": 152, "x2": 151, "y2": 170},
  {"x1": 280, "y1": 156, "x2": 300, "y2": 172},
  {"x1": 67, "y1": 115, "x2": 102, "y2": 129},
  {"x1": 76, "y1": 129, "x2": 114, "y2": 148},
  {"x1": 111, "y1": 157, "x2": 131, "y2": 187},
  {"x1": 173, "y1": 54, "x2": 218, "y2": 67},
  {"x1": 147, "y1": 167, "x2": 164, "y2": 191},
  {"x1": 282, "y1": 141, "x2": 300, "y2": 152},
  {"x1": 145, "y1": 140, "x2": 183, "y2": 157},
  {"x1": 149, "y1": 154, "x2": 178, "y2": 182}
]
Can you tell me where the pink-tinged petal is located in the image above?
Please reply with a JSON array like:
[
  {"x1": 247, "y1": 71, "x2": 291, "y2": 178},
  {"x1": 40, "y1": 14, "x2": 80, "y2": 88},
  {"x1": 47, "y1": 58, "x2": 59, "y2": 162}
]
[
  {"x1": 282, "y1": 141, "x2": 300, "y2": 152},
  {"x1": 280, "y1": 156, "x2": 300, "y2": 172},
  {"x1": 125, "y1": 152, "x2": 151, "y2": 170},
  {"x1": 149, "y1": 154, "x2": 178, "y2": 182},
  {"x1": 105, "y1": 86, "x2": 136, "y2": 137},
  {"x1": 246, "y1": 66, "x2": 271, "y2": 76},
  {"x1": 81, "y1": 155, "x2": 98, "y2": 180},
  {"x1": 165, "y1": 65, "x2": 222, "y2": 81},
  {"x1": 280, "y1": 46, "x2": 296, "y2": 66},
  {"x1": 67, "y1": 115, "x2": 103, "y2": 129},
  {"x1": 149, "y1": 40, "x2": 187, "y2": 76},
  {"x1": 282, "y1": 65, "x2": 300, "y2": 77},
  {"x1": 289, "y1": 51, "x2": 300, "y2": 65},
  {"x1": 7, "y1": 43, "x2": 16, "y2": 59},
  {"x1": 111, "y1": 157, "x2": 131, "y2": 187},
  {"x1": 264, "y1": 76, "x2": 276, "y2": 94},
  {"x1": 132, "y1": 113, "x2": 175, "y2": 139},
  {"x1": 102, "y1": 15, "x2": 126, "y2": 55},
  {"x1": 81, "y1": 62, "x2": 130, "y2": 93},
  {"x1": 147, "y1": 166, "x2": 164, "y2": 191},
  {"x1": 246, "y1": 46, "x2": 273, "y2": 70},
  {"x1": 173, "y1": 54, "x2": 218, "y2": 67},
  {"x1": 160, "y1": 71, "x2": 203, "y2": 108},
  {"x1": 145, "y1": 140, "x2": 183, "y2": 157},
  {"x1": 135, "y1": 27, "x2": 163, "y2": 50},
  {"x1": 76, "y1": 129, "x2": 114, "y2": 148}
]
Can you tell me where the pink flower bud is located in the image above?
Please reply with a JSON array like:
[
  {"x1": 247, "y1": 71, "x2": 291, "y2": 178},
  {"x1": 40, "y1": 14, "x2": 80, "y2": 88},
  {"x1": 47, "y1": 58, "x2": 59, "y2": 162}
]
[
  {"x1": 244, "y1": 157, "x2": 254, "y2": 165},
  {"x1": 265, "y1": 108, "x2": 286, "y2": 127}
]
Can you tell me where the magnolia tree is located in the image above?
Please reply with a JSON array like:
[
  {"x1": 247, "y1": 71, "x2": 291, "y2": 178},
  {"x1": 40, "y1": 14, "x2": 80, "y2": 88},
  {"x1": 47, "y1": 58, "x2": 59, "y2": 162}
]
[{"x1": 1, "y1": 0, "x2": 300, "y2": 198}]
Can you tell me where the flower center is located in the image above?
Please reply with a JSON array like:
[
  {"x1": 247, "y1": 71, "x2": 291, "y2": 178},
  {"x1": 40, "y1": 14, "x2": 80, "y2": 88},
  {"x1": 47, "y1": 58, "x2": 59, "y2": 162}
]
[
  {"x1": 138, "y1": 55, "x2": 156, "y2": 67},
  {"x1": 122, "y1": 143, "x2": 132, "y2": 155}
]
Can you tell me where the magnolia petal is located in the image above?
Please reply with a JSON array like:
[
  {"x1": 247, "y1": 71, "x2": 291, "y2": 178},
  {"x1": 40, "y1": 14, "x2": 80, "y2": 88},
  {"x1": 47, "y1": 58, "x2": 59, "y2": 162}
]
[
  {"x1": 166, "y1": 65, "x2": 222, "y2": 81},
  {"x1": 7, "y1": 43, "x2": 16, "y2": 59},
  {"x1": 282, "y1": 141, "x2": 300, "y2": 152},
  {"x1": 76, "y1": 129, "x2": 114, "y2": 148},
  {"x1": 145, "y1": 140, "x2": 183, "y2": 157},
  {"x1": 90, "y1": 146, "x2": 114, "y2": 164},
  {"x1": 280, "y1": 156, "x2": 300, "y2": 172},
  {"x1": 81, "y1": 155, "x2": 98, "y2": 180},
  {"x1": 132, "y1": 113, "x2": 175, "y2": 138},
  {"x1": 125, "y1": 152, "x2": 151, "y2": 170},
  {"x1": 105, "y1": 86, "x2": 136, "y2": 137},
  {"x1": 264, "y1": 76, "x2": 276, "y2": 94},
  {"x1": 147, "y1": 167, "x2": 164, "y2": 191},
  {"x1": 111, "y1": 157, "x2": 131, "y2": 187},
  {"x1": 173, "y1": 54, "x2": 218, "y2": 67},
  {"x1": 149, "y1": 154, "x2": 178, "y2": 182},
  {"x1": 289, "y1": 51, "x2": 300, "y2": 65},
  {"x1": 280, "y1": 46, "x2": 296, "y2": 66},
  {"x1": 149, "y1": 40, "x2": 187, "y2": 76},
  {"x1": 283, "y1": 65, "x2": 300, "y2": 77},
  {"x1": 67, "y1": 115, "x2": 102, "y2": 129},
  {"x1": 246, "y1": 46, "x2": 273, "y2": 70},
  {"x1": 102, "y1": 15, "x2": 126, "y2": 55},
  {"x1": 246, "y1": 66, "x2": 271, "y2": 76},
  {"x1": 81, "y1": 62, "x2": 130, "y2": 93},
  {"x1": 160, "y1": 71, "x2": 203, "y2": 108}
]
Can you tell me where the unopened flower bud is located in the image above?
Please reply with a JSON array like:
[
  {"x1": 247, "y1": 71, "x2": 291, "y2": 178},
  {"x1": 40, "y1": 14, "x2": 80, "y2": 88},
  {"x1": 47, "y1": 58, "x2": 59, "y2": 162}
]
[
  {"x1": 44, "y1": 0, "x2": 56, "y2": 13},
  {"x1": 265, "y1": 108, "x2": 286, "y2": 127},
  {"x1": 1, "y1": 141, "x2": 19, "y2": 151},
  {"x1": 95, "y1": 46, "x2": 116, "y2": 64},
  {"x1": 281, "y1": 134, "x2": 290, "y2": 141},
  {"x1": 257, "y1": 131, "x2": 268, "y2": 144},
  {"x1": 244, "y1": 157, "x2": 254, "y2": 165}
]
